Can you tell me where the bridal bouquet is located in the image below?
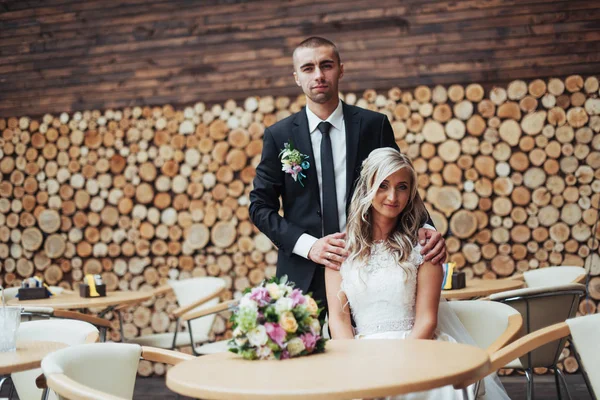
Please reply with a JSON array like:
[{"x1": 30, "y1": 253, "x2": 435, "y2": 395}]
[{"x1": 228, "y1": 275, "x2": 327, "y2": 360}]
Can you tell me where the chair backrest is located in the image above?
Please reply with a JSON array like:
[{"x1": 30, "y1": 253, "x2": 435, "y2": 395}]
[
  {"x1": 490, "y1": 283, "x2": 585, "y2": 368},
  {"x1": 442, "y1": 301, "x2": 521, "y2": 352},
  {"x1": 566, "y1": 314, "x2": 600, "y2": 399},
  {"x1": 42, "y1": 343, "x2": 142, "y2": 400},
  {"x1": 523, "y1": 266, "x2": 586, "y2": 287},
  {"x1": 169, "y1": 277, "x2": 226, "y2": 338},
  {"x1": 13, "y1": 320, "x2": 99, "y2": 400},
  {"x1": 18, "y1": 319, "x2": 99, "y2": 343},
  {"x1": 2, "y1": 287, "x2": 19, "y2": 300}
]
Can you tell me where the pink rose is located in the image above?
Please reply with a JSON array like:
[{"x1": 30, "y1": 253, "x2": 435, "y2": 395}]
[
  {"x1": 249, "y1": 287, "x2": 271, "y2": 306},
  {"x1": 289, "y1": 289, "x2": 306, "y2": 308},
  {"x1": 300, "y1": 332, "x2": 318, "y2": 352},
  {"x1": 265, "y1": 322, "x2": 287, "y2": 347},
  {"x1": 281, "y1": 350, "x2": 290, "y2": 360}
]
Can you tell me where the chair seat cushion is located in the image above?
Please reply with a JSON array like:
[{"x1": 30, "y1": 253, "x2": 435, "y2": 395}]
[
  {"x1": 194, "y1": 339, "x2": 230, "y2": 355},
  {"x1": 128, "y1": 332, "x2": 208, "y2": 349}
]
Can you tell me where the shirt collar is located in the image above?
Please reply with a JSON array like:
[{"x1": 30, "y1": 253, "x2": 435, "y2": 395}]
[{"x1": 306, "y1": 99, "x2": 344, "y2": 134}]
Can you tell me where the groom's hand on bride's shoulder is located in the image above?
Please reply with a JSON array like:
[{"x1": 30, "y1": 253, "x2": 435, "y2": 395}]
[
  {"x1": 418, "y1": 228, "x2": 447, "y2": 265},
  {"x1": 308, "y1": 232, "x2": 348, "y2": 271}
]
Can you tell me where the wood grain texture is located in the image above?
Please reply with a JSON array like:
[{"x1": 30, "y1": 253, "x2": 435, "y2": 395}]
[
  {"x1": 1, "y1": 0, "x2": 600, "y2": 116},
  {"x1": 0, "y1": 75, "x2": 598, "y2": 362}
]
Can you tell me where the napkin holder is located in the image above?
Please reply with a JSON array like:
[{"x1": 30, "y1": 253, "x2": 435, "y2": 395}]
[
  {"x1": 442, "y1": 262, "x2": 466, "y2": 290},
  {"x1": 79, "y1": 284, "x2": 106, "y2": 298},
  {"x1": 450, "y1": 271, "x2": 466, "y2": 290},
  {"x1": 18, "y1": 287, "x2": 50, "y2": 300}
]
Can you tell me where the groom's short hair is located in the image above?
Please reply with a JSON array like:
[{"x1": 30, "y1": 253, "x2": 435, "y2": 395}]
[{"x1": 293, "y1": 36, "x2": 341, "y2": 65}]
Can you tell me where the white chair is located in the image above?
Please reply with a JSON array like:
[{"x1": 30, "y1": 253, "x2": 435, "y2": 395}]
[
  {"x1": 566, "y1": 313, "x2": 600, "y2": 399},
  {"x1": 12, "y1": 319, "x2": 99, "y2": 400},
  {"x1": 489, "y1": 283, "x2": 586, "y2": 399},
  {"x1": 457, "y1": 314, "x2": 599, "y2": 400},
  {"x1": 128, "y1": 277, "x2": 230, "y2": 355},
  {"x1": 179, "y1": 297, "x2": 240, "y2": 355},
  {"x1": 442, "y1": 301, "x2": 522, "y2": 398},
  {"x1": 522, "y1": 266, "x2": 586, "y2": 288},
  {"x1": 443, "y1": 301, "x2": 522, "y2": 354},
  {"x1": 41, "y1": 343, "x2": 193, "y2": 400}
]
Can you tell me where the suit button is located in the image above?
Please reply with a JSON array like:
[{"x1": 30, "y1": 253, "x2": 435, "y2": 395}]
[{"x1": 317, "y1": 210, "x2": 321, "y2": 216}]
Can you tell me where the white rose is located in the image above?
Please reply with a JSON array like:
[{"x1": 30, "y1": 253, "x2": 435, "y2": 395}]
[
  {"x1": 235, "y1": 336, "x2": 248, "y2": 346},
  {"x1": 266, "y1": 283, "x2": 281, "y2": 300},
  {"x1": 239, "y1": 296, "x2": 258, "y2": 312},
  {"x1": 280, "y1": 284, "x2": 292, "y2": 296},
  {"x1": 256, "y1": 345, "x2": 273, "y2": 360},
  {"x1": 275, "y1": 297, "x2": 294, "y2": 314},
  {"x1": 310, "y1": 318, "x2": 321, "y2": 334},
  {"x1": 247, "y1": 325, "x2": 268, "y2": 347},
  {"x1": 286, "y1": 337, "x2": 306, "y2": 356},
  {"x1": 233, "y1": 327, "x2": 244, "y2": 338}
]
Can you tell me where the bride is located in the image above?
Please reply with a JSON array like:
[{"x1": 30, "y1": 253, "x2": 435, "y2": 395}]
[{"x1": 325, "y1": 148, "x2": 510, "y2": 400}]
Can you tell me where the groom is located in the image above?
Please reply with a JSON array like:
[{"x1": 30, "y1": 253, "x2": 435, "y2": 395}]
[{"x1": 249, "y1": 37, "x2": 446, "y2": 309}]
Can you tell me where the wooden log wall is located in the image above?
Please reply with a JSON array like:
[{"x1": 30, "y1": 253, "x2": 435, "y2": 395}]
[
  {"x1": 1, "y1": 75, "x2": 599, "y2": 376},
  {"x1": 2, "y1": 0, "x2": 600, "y2": 117}
]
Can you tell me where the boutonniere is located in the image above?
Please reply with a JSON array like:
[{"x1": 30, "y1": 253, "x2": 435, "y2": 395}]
[{"x1": 279, "y1": 141, "x2": 310, "y2": 187}]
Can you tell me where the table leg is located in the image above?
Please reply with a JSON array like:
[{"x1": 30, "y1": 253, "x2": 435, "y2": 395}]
[
  {"x1": 97, "y1": 305, "x2": 116, "y2": 318},
  {"x1": 0, "y1": 376, "x2": 8, "y2": 395},
  {"x1": 77, "y1": 305, "x2": 118, "y2": 342},
  {"x1": 117, "y1": 309, "x2": 126, "y2": 342}
]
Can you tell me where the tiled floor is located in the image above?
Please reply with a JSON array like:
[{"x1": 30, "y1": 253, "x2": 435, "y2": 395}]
[
  {"x1": 131, "y1": 373, "x2": 593, "y2": 399},
  {"x1": 0, "y1": 372, "x2": 592, "y2": 399}
]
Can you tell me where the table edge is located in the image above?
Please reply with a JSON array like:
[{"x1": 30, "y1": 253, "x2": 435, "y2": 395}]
[{"x1": 165, "y1": 344, "x2": 491, "y2": 399}]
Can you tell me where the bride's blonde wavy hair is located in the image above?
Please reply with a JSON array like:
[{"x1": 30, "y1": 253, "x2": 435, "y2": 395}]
[{"x1": 346, "y1": 147, "x2": 428, "y2": 267}]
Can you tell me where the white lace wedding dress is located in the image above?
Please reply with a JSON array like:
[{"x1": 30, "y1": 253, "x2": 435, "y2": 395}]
[{"x1": 340, "y1": 242, "x2": 510, "y2": 400}]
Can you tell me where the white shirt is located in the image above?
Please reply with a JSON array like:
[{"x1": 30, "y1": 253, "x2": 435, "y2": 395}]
[
  {"x1": 292, "y1": 100, "x2": 346, "y2": 258},
  {"x1": 291, "y1": 101, "x2": 435, "y2": 259}
]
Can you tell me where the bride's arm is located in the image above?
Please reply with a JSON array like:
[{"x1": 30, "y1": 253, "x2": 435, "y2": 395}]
[
  {"x1": 408, "y1": 261, "x2": 443, "y2": 340},
  {"x1": 324, "y1": 268, "x2": 355, "y2": 339}
]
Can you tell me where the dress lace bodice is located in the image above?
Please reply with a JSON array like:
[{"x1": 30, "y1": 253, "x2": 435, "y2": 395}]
[
  {"x1": 340, "y1": 242, "x2": 424, "y2": 336},
  {"x1": 338, "y1": 242, "x2": 510, "y2": 400}
]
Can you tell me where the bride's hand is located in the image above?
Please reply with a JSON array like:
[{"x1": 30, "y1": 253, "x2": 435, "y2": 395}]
[{"x1": 308, "y1": 232, "x2": 348, "y2": 270}]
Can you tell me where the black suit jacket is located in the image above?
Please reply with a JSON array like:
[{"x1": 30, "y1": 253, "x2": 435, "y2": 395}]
[{"x1": 249, "y1": 102, "x2": 415, "y2": 294}]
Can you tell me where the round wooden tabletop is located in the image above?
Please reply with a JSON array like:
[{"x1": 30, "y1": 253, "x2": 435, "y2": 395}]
[
  {"x1": 0, "y1": 340, "x2": 67, "y2": 375},
  {"x1": 7, "y1": 291, "x2": 152, "y2": 310},
  {"x1": 442, "y1": 279, "x2": 524, "y2": 300},
  {"x1": 166, "y1": 339, "x2": 490, "y2": 399}
]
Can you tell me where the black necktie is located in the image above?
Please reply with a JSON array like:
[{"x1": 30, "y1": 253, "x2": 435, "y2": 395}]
[{"x1": 318, "y1": 121, "x2": 339, "y2": 236}]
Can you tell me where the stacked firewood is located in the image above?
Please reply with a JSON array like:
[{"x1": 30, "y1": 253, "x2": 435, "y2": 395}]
[{"x1": 0, "y1": 75, "x2": 598, "y2": 375}]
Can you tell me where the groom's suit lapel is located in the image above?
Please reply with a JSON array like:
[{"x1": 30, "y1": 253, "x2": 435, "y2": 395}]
[
  {"x1": 292, "y1": 110, "x2": 321, "y2": 208},
  {"x1": 343, "y1": 102, "x2": 361, "y2": 204}
]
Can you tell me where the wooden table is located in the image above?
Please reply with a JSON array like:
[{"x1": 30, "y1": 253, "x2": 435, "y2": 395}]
[
  {"x1": 0, "y1": 340, "x2": 66, "y2": 375},
  {"x1": 442, "y1": 279, "x2": 524, "y2": 300},
  {"x1": 7, "y1": 291, "x2": 152, "y2": 310},
  {"x1": 7, "y1": 291, "x2": 152, "y2": 342},
  {"x1": 166, "y1": 339, "x2": 490, "y2": 399}
]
